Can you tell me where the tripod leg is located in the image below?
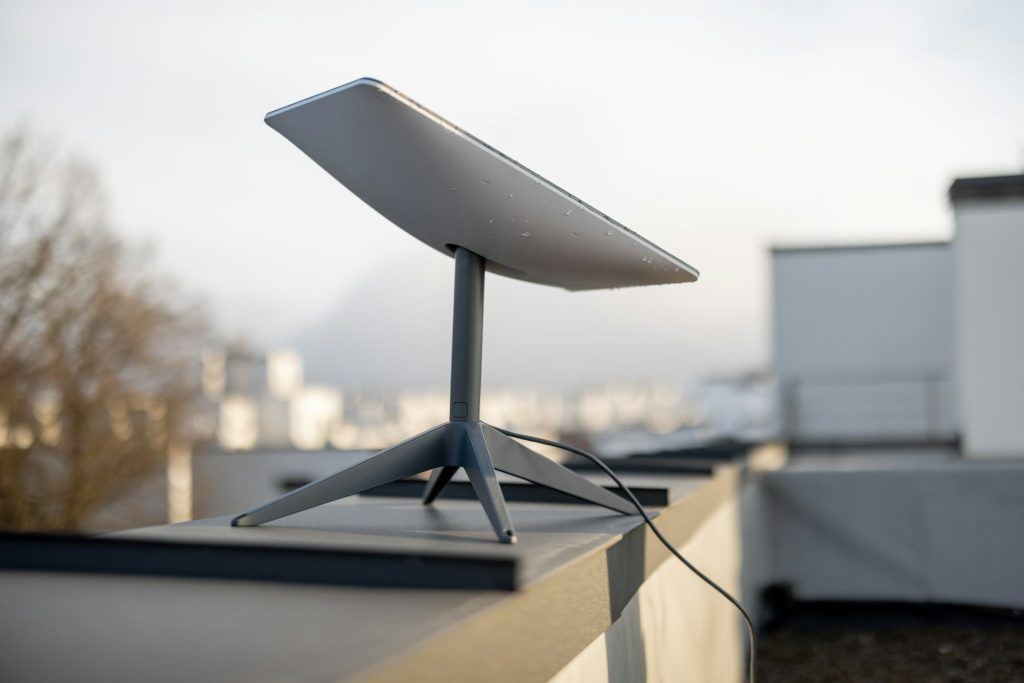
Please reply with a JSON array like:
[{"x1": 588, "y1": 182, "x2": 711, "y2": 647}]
[
  {"x1": 461, "y1": 424, "x2": 517, "y2": 544},
  {"x1": 232, "y1": 425, "x2": 448, "y2": 527},
  {"x1": 480, "y1": 424, "x2": 636, "y2": 515},
  {"x1": 422, "y1": 466, "x2": 459, "y2": 504}
]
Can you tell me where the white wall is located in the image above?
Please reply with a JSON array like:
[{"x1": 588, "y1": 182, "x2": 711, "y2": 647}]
[
  {"x1": 547, "y1": 497, "x2": 745, "y2": 683},
  {"x1": 758, "y1": 453, "x2": 1024, "y2": 609},
  {"x1": 772, "y1": 244, "x2": 956, "y2": 443},
  {"x1": 954, "y1": 198, "x2": 1024, "y2": 459}
]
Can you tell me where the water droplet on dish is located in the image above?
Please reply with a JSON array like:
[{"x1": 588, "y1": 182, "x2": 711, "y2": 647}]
[
  {"x1": 508, "y1": 193, "x2": 515, "y2": 199},
  {"x1": 521, "y1": 231, "x2": 531, "y2": 238},
  {"x1": 450, "y1": 187, "x2": 457, "y2": 191},
  {"x1": 571, "y1": 231, "x2": 581, "y2": 238},
  {"x1": 482, "y1": 179, "x2": 490, "y2": 184},
  {"x1": 673, "y1": 267, "x2": 681, "y2": 272},
  {"x1": 488, "y1": 219, "x2": 494, "y2": 224},
  {"x1": 604, "y1": 229, "x2": 614, "y2": 236},
  {"x1": 563, "y1": 209, "x2": 572, "y2": 216}
]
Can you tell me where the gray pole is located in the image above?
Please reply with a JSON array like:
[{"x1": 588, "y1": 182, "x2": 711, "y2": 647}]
[
  {"x1": 234, "y1": 245, "x2": 634, "y2": 543},
  {"x1": 449, "y1": 247, "x2": 485, "y2": 422}
]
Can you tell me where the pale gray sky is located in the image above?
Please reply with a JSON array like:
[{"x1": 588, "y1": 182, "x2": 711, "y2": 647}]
[{"x1": 1, "y1": 0, "x2": 1021, "y2": 388}]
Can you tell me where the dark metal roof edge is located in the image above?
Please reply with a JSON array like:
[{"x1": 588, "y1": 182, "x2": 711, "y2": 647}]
[
  {"x1": 0, "y1": 532, "x2": 518, "y2": 591},
  {"x1": 771, "y1": 241, "x2": 950, "y2": 255},
  {"x1": 949, "y1": 174, "x2": 1024, "y2": 202}
]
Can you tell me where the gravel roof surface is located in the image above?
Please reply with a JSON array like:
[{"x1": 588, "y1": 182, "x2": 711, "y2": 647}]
[{"x1": 758, "y1": 607, "x2": 1024, "y2": 683}]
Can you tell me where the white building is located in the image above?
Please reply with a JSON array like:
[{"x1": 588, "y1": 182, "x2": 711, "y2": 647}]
[
  {"x1": 951, "y1": 175, "x2": 1024, "y2": 459},
  {"x1": 203, "y1": 346, "x2": 344, "y2": 452},
  {"x1": 772, "y1": 242, "x2": 957, "y2": 444},
  {"x1": 772, "y1": 173, "x2": 1024, "y2": 459}
]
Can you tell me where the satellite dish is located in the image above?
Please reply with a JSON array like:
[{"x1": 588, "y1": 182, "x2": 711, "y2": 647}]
[
  {"x1": 265, "y1": 77, "x2": 698, "y2": 290},
  {"x1": 234, "y1": 78, "x2": 699, "y2": 543}
]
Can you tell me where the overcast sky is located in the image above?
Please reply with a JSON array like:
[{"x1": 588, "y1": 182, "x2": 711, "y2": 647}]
[{"x1": 1, "y1": 1, "x2": 1021, "y2": 389}]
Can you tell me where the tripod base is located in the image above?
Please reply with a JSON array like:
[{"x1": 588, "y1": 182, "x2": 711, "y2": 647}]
[{"x1": 231, "y1": 421, "x2": 634, "y2": 543}]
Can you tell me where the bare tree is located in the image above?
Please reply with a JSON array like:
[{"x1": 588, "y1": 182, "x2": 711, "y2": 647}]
[{"x1": 0, "y1": 128, "x2": 205, "y2": 531}]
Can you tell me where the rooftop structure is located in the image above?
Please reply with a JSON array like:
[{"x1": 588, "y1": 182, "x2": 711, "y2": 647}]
[{"x1": 772, "y1": 173, "x2": 1024, "y2": 459}]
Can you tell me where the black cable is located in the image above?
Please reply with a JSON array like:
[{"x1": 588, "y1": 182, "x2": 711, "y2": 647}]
[{"x1": 497, "y1": 427, "x2": 757, "y2": 683}]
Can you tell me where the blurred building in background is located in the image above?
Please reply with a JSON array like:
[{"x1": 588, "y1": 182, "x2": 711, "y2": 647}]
[
  {"x1": 772, "y1": 242, "x2": 957, "y2": 445},
  {"x1": 772, "y1": 173, "x2": 1024, "y2": 459},
  {"x1": 200, "y1": 346, "x2": 343, "y2": 451},
  {"x1": 196, "y1": 346, "x2": 773, "y2": 457},
  {"x1": 189, "y1": 345, "x2": 772, "y2": 518}
]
